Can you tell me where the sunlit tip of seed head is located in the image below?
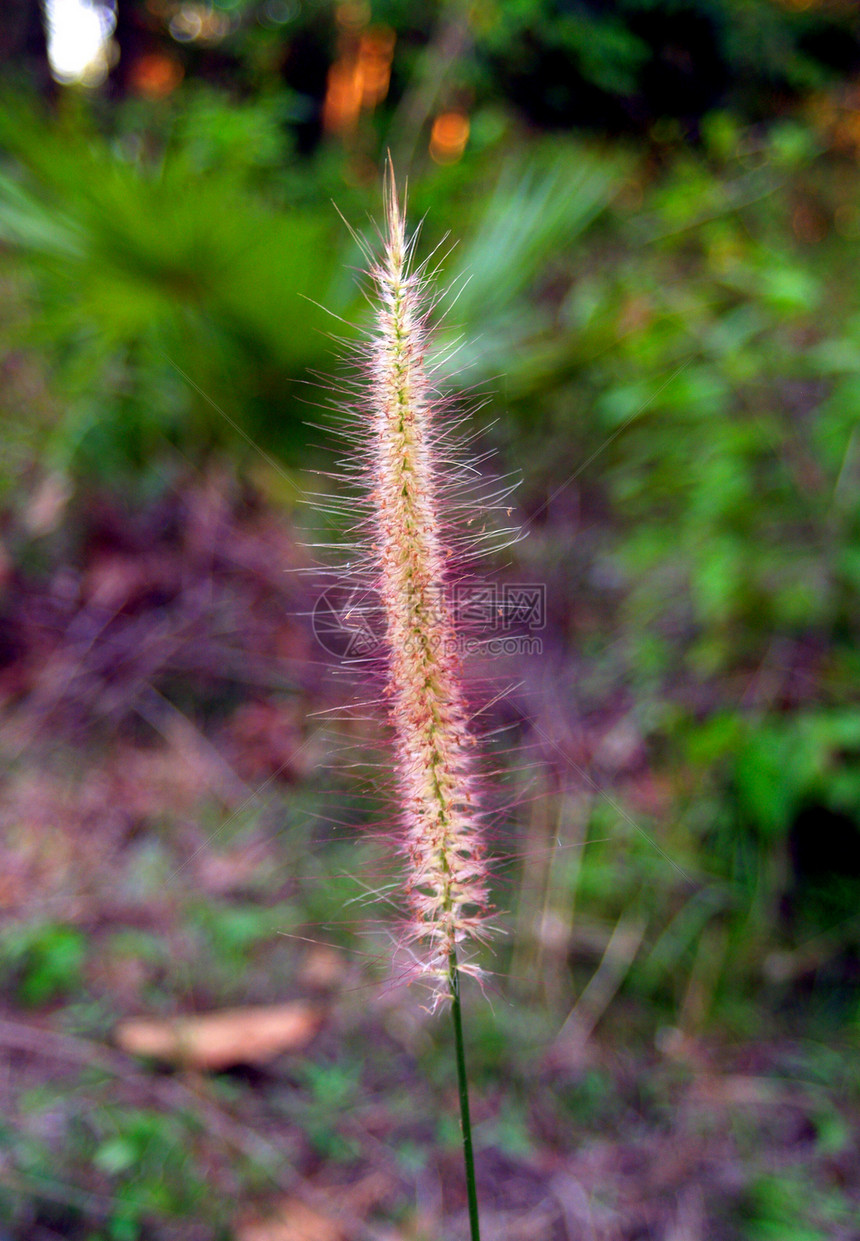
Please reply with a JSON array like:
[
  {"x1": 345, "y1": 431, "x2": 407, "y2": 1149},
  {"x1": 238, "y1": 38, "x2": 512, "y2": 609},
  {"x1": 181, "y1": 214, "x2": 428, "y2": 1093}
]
[{"x1": 382, "y1": 156, "x2": 408, "y2": 262}]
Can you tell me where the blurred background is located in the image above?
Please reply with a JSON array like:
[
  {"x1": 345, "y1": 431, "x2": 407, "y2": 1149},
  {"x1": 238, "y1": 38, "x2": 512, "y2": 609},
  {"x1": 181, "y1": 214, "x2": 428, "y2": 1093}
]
[{"x1": 2, "y1": 1, "x2": 860, "y2": 1238}]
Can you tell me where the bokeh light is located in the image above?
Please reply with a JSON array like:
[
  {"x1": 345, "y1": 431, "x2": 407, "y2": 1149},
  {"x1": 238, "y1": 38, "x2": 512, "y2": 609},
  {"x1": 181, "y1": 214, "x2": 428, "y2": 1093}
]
[
  {"x1": 429, "y1": 110, "x2": 470, "y2": 164},
  {"x1": 44, "y1": 0, "x2": 116, "y2": 86}
]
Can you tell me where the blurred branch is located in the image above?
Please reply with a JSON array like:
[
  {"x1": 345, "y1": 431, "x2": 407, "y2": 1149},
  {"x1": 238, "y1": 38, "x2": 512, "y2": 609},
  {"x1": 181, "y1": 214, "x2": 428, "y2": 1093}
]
[{"x1": 551, "y1": 914, "x2": 647, "y2": 1063}]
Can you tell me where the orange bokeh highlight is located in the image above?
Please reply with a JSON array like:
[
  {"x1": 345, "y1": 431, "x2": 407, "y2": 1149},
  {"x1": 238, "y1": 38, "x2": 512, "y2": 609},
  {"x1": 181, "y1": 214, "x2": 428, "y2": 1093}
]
[
  {"x1": 323, "y1": 58, "x2": 362, "y2": 134},
  {"x1": 128, "y1": 52, "x2": 184, "y2": 99},
  {"x1": 359, "y1": 28, "x2": 396, "y2": 108},
  {"x1": 323, "y1": 23, "x2": 395, "y2": 136},
  {"x1": 429, "y1": 111, "x2": 470, "y2": 164}
]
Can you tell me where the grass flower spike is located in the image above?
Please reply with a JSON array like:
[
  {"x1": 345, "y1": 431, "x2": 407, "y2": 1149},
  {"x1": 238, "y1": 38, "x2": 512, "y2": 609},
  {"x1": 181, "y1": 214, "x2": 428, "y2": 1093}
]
[
  {"x1": 367, "y1": 172, "x2": 489, "y2": 1006},
  {"x1": 330, "y1": 167, "x2": 492, "y2": 1239}
]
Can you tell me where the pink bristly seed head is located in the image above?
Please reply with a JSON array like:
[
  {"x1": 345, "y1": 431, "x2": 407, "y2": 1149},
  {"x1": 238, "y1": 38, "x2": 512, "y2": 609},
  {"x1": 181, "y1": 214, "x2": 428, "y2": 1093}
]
[{"x1": 365, "y1": 169, "x2": 489, "y2": 1004}]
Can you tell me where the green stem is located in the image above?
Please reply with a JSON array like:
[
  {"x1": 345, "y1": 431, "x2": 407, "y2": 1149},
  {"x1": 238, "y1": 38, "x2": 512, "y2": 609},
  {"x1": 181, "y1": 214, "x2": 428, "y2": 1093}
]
[{"x1": 448, "y1": 949, "x2": 481, "y2": 1241}]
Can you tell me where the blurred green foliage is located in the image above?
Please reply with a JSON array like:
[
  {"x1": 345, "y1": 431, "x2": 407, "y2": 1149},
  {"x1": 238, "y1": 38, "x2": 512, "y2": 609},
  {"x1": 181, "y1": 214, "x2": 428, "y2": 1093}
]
[
  {"x1": 0, "y1": 99, "x2": 629, "y2": 488},
  {"x1": 0, "y1": 101, "x2": 349, "y2": 484},
  {"x1": 733, "y1": 1171, "x2": 853, "y2": 1241},
  {"x1": 463, "y1": 0, "x2": 860, "y2": 125},
  {"x1": 146, "y1": 0, "x2": 860, "y2": 136},
  {"x1": 504, "y1": 117, "x2": 859, "y2": 668},
  {"x1": 1, "y1": 920, "x2": 88, "y2": 1005},
  {"x1": 3, "y1": 1096, "x2": 216, "y2": 1241}
]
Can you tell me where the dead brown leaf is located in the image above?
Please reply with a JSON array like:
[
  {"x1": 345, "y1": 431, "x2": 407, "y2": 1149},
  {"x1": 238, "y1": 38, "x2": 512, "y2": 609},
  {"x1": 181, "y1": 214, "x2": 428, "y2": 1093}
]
[
  {"x1": 238, "y1": 1201, "x2": 342, "y2": 1241},
  {"x1": 237, "y1": 1174, "x2": 394, "y2": 1241},
  {"x1": 115, "y1": 1002, "x2": 323, "y2": 1070}
]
